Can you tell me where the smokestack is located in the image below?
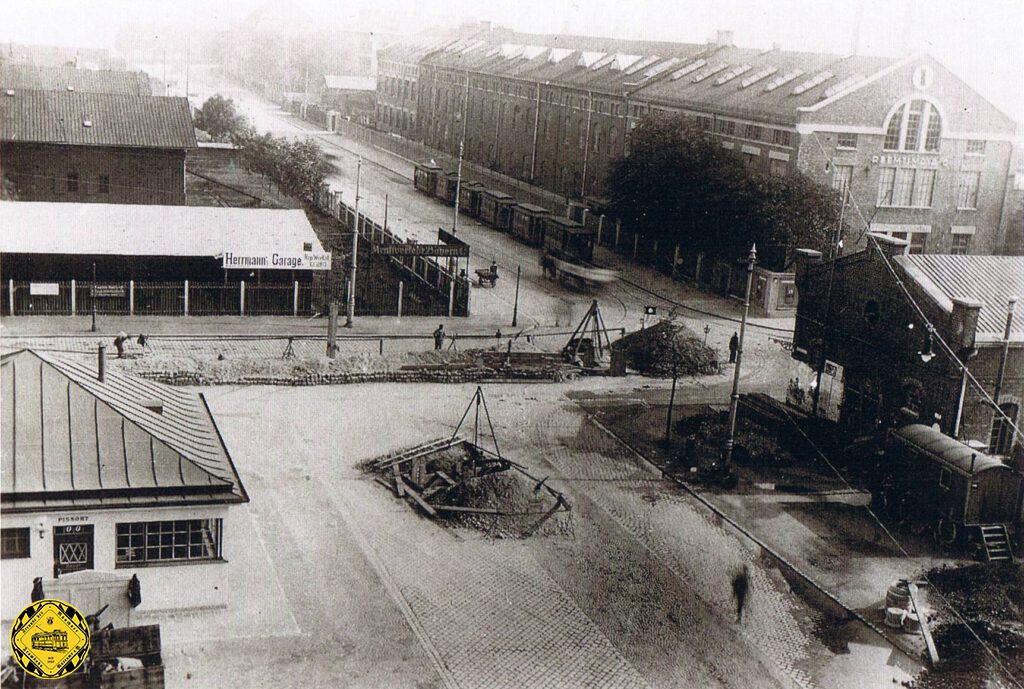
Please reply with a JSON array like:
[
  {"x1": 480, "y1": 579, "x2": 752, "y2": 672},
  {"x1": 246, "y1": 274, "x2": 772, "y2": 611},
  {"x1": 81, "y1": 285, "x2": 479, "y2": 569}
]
[
  {"x1": 849, "y1": 0, "x2": 865, "y2": 56},
  {"x1": 97, "y1": 344, "x2": 106, "y2": 382}
]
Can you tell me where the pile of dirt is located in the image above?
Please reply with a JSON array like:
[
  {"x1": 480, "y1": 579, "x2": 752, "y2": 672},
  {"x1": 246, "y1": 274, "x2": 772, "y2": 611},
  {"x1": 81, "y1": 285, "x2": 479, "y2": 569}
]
[
  {"x1": 675, "y1": 411, "x2": 800, "y2": 470},
  {"x1": 612, "y1": 319, "x2": 719, "y2": 377},
  {"x1": 433, "y1": 470, "x2": 574, "y2": 539}
]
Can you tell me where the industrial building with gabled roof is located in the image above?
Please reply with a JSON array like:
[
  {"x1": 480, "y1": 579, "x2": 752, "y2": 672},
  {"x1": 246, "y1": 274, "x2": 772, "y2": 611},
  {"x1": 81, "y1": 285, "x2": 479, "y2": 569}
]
[
  {"x1": 1, "y1": 89, "x2": 196, "y2": 205},
  {"x1": 1, "y1": 63, "x2": 153, "y2": 96},
  {"x1": 1, "y1": 348, "x2": 248, "y2": 621},
  {"x1": 400, "y1": 28, "x2": 1021, "y2": 257}
]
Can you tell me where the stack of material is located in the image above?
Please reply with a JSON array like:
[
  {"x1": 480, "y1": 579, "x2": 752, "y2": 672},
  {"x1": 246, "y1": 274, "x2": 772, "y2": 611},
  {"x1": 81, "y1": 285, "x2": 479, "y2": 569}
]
[{"x1": 611, "y1": 320, "x2": 719, "y2": 377}]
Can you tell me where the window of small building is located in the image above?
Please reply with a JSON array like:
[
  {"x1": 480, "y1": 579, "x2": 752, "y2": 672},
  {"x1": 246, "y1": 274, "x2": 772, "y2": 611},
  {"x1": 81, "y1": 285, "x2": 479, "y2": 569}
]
[
  {"x1": 965, "y1": 140, "x2": 986, "y2": 155},
  {"x1": 1, "y1": 527, "x2": 30, "y2": 559},
  {"x1": 950, "y1": 233, "x2": 971, "y2": 255},
  {"x1": 66, "y1": 171, "x2": 79, "y2": 193},
  {"x1": 837, "y1": 133, "x2": 858, "y2": 149},
  {"x1": 938, "y1": 468, "x2": 951, "y2": 490},
  {"x1": 956, "y1": 171, "x2": 980, "y2": 210},
  {"x1": 98, "y1": 175, "x2": 110, "y2": 194},
  {"x1": 780, "y1": 282, "x2": 797, "y2": 306},
  {"x1": 115, "y1": 519, "x2": 223, "y2": 566}
]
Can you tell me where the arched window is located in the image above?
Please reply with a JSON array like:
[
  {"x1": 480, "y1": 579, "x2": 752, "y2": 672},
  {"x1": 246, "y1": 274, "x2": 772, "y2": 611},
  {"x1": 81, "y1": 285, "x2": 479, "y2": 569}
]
[
  {"x1": 883, "y1": 99, "x2": 942, "y2": 152},
  {"x1": 989, "y1": 402, "x2": 1019, "y2": 455}
]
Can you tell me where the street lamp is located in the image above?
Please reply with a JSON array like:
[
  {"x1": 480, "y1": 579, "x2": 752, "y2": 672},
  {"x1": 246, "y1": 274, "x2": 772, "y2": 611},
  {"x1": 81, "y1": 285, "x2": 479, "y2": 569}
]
[
  {"x1": 722, "y1": 244, "x2": 757, "y2": 470},
  {"x1": 345, "y1": 156, "x2": 362, "y2": 328}
]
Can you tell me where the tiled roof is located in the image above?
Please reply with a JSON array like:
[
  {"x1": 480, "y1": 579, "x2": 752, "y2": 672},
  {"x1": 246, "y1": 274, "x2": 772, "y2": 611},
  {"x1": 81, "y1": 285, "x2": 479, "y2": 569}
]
[
  {"x1": 1, "y1": 349, "x2": 248, "y2": 513},
  {"x1": 894, "y1": 254, "x2": 1024, "y2": 342},
  {"x1": 0, "y1": 202, "x2": 326, "y2": 259},
  {"x1": 1, "y1": 63, "x2": 153, "y2": 95},
  {"x1": 1, "y1": 90, "x2": 196, "y2": 148}
]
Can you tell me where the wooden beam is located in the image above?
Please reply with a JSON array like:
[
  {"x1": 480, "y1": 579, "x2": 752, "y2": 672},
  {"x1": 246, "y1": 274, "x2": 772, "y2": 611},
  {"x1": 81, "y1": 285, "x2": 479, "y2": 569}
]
[
  {"x1": 398, "y1": 479, "x2": 436, "y2": 517},
  {"x1": 392, "y1": 464, "x2": 405, "y2": 497},
  {"x1": 907, "y1": 582, "x2": 940, "y2": 666}
]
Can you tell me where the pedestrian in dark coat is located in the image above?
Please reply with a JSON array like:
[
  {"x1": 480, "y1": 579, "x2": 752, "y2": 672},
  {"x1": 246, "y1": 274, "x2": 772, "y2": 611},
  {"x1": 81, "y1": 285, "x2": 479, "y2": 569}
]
[
  {"x1": 433, "y1": 325, "x2": 446, "y2": 350},
  {"x1": 113, "y1": 333, "x2": 126, "y2": 358},
  {"x1": 732, "y1": 565, "x2": 750, "y2": 623},
  {"x1": 728, "y1": 332, "x2": 739, "y2": 363}
]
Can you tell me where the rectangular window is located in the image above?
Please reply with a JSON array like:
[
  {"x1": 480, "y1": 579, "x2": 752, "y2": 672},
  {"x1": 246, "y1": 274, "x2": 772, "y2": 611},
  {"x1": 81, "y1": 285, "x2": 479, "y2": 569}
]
[
  {"x1": 950, "y1": 234, "x2": 970, "y2": 255},
  {"x1": 837, "y1": 133, "x2": 858, "y2": 149},
  {"x1": 772, "y1": 129, "x2": 791, "y2": 146},
  {"x1": 892, "y1": 168, "x2": 915, "y2": 206},
  {"x1": 832, "y1": 165, "x2": 853, "y2": 193},
  {"x1": 878, "y1": 168, "x2": 934, "y2": 208},
  {"x1": 718, "y1": 120, "x2": 735, "y2": 135},
  {"x1": 115, "y1": 519, "x2": 222, "y2": 566},
  {"x1": 956, "y1": 171, "x2": 980, "y2": 209},
  {"x1": 909, "y1": 232, "x2": 927, "y2": 254},
  {"x1": 938, "y1": 468, "x2": 951, "y2": 490},
  {"x1": 912, "y1": 169, "x2": 935, "y2": 208},
  {"x1": 66, "y1": 171, "x2": 79, "y2": 193},
  {"x1": 1, "y1": 528, "x2": 30, "y2": 559},
  {"x1": 745, "y1": 124, "x2": 762, "y2": 140},
  {"x1": 877, "y1": 168, "x2": 896, "y2": 205},
  {"x1": 965, "y1": 140, "x2": 986, "y2": 155},
  {"x1": 743, "y1": 152, "x2": 760, "y2": 169},
  {"x1": 770, "y1": 158, "x2": 789, "y2": 176},
  {"x1": 98, "y1": 175, "x2": 110, "y2": 194}
]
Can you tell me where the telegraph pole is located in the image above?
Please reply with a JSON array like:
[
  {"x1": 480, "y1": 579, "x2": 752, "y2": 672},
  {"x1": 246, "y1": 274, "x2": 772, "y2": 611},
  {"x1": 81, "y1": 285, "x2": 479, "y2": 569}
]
[
  {"x1": 345, "y1": 157, "x2": 362, "y2": 327},
  {"x1": 452, "y1": 139, "x2": 464, "y2": 235},
  {"x1": 812, "y1": 186, "x2": 847, "y2": 415},
  {"x1": 511, "y1": 265, "x2": 521, "y2": 327},
  {"x1": 90, "y1": 261, "x2": 97, "y2": 332},
  {"x1": 722, "y1": 244, "x2": 757, "y2": 469}
]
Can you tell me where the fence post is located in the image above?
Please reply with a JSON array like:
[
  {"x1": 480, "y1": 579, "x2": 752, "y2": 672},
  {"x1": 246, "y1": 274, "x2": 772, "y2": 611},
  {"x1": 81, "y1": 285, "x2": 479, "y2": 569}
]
[
  {"x1": 615, "y1": 219, "x2": 621, "y2": 248},
  {"x1": 448, "y1": 278, "x2": 455, "y2": 318},
  {"x1": 129, "y1": 280, "x2": 135, "y2": 315},
  {"x1": 293, "y1": 281, "x2": 299, "y2": 317},
  {"x1": 8, "y1": 279, "x2": 13, "y2": 315},
  {"x1": 183, "y1": 280, "x2": 189, "y2": 316},
  {"x1": 239, "y1": 280, "x2": 246, "y2": 316},
  {"x1": 379, "y1": 338, "x2": 384, "y2": 355},
  {"x1": 70, "y1": 279, "x2": 77, "y2": 316},
  {"x1": 672, "y1": 244, "x2": 680, "y2": 279},
  {"x1": 397, "y1": 281, "x2": 403, "y2": 318}
]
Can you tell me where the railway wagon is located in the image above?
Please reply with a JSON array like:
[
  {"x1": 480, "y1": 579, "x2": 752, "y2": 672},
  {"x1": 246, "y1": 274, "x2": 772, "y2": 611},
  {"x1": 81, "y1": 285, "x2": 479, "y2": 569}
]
[
  {"x1": 511, "y1": 203, "x2": 549, "y2": 247},
  {"x1": 458, "y1": 182, "x2": 486, "y2": 218},
  {"x1": 479, "y1": 190, "x2": 515, "y2": 231},
  {"x1": 539, "y1": 216, "x2": 617, "y2": 288},
  {"x1": 437, "y1": 171, "x2": 460, "y2": 206},
  {"x1": 884, "y1": 424, "x2": 1023, "y2": 545},
  {"x1": 413, "y1": 162, "x2": 443, "y2": 196}
]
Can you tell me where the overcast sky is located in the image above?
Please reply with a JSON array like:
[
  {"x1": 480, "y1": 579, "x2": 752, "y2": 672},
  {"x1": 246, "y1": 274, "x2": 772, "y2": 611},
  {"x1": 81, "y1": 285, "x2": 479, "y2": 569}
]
[{"x1": 4, "y1": 0, "x2": 1022, "y2": 119}]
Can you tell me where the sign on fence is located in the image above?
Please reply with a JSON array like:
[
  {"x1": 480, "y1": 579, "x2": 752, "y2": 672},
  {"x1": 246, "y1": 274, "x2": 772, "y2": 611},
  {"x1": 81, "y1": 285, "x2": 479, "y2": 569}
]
[
  {"x1": 221, "y1": 251, "x2": 332, "y2": 271},
  {"x1": 29, "y1": 282, "x2": 60, "y2": 296},
  {"x1": 92, "y1": 284, "x2": 127, "y2": 298},
  {"x1": 437, "y1": 228, "x2": 468, "y2": 248},
  {"x1": 374, "y1": 243, "x2": 469, "y2": 258}
]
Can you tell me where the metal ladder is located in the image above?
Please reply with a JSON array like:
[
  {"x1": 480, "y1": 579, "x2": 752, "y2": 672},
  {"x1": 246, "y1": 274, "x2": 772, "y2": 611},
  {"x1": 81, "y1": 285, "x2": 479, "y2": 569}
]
[{"x1": 980, "y1": 524, "x2": 1013, "y2": 562}]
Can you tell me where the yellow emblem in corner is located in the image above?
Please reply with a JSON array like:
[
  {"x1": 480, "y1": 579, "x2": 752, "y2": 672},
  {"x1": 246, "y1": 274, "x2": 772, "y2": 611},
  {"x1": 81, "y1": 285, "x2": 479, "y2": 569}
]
[{"x1": 11, "y1": 599, "x2": 91, "y2": 679}]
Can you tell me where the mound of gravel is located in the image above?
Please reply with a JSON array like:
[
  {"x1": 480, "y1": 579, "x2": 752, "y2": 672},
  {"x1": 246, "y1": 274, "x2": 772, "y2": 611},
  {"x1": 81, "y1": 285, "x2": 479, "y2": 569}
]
[{"x1": 612, "y1": 319, "x2": 719, "y2": 377}]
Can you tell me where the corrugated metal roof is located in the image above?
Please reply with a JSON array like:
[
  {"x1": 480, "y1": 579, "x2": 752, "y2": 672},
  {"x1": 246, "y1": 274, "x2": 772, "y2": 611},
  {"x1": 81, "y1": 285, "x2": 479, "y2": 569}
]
[
  {"x1": 1, "y1": 89, "x2": 196, "y2": 149},
  {"x1": 1, "y1": 63, "x2": 153, "y2": 95},
  {"x1": 895, "y1": 254, "x2": 1024, "y2": 341},
  {"x1": 891, "y1": 424, "x2": 1006, "y2": 475},
  {"x1": 1, "y1": 349, "x2": 247, "y2": 513},
  {"x1": 0, "y1": 202, "x2": 327, "y2": 259}
]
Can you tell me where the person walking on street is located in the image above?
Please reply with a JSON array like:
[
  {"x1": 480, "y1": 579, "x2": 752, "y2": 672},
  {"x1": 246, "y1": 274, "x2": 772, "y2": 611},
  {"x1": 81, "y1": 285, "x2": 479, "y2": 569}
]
[
  {"x1": 433, "y1": 324, "x2": 446, "y2": 351},
  {"x1": 728, "y1": 332, "x2": 739, "y2": 364},
  {"x1": 732, "y1": 565, "x2": 750, "y2": 623},
  {"x1": 113, "y1": 332, "x2": 128, "y2": 358}
]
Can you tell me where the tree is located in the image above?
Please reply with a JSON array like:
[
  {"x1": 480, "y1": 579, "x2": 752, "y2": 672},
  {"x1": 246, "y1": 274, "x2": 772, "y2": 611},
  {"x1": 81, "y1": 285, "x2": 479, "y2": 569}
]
[
  {"x1": 194, "y1": 94, "x2": 245, "y2": 142},
  {"x1": 230, "y1": 127, "x2": 331, "y2": 204},
  {"x1": 607, "y1": 114, "x2": 846, "y2": 270}
]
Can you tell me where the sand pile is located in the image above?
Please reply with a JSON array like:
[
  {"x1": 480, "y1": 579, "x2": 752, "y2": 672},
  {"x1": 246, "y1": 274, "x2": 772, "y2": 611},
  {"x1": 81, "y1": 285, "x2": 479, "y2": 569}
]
[
  {"x1": 612, "y1": 320, "x2": 719, "y2": 377},
  {"x1": 434, "y1": 470, "x2": 574, "y2": 539}
]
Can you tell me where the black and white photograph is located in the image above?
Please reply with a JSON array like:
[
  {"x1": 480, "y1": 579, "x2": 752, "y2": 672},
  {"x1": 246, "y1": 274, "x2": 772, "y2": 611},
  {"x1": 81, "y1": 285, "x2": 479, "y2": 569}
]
[{"x1": 0, "y1": 1, "x2": 1022, "y2": 687}]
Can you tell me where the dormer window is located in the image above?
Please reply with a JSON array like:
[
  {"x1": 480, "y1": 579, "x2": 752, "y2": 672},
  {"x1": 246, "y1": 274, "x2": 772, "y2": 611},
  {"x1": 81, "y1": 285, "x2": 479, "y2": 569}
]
[{"x1": 883, "y1": 99, "x2": 941, "y2": 152}]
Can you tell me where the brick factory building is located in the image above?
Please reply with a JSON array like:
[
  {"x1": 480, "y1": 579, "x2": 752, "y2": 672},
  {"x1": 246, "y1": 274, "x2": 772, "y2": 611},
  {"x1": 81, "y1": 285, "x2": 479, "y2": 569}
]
[
  {"x1": 792, "y1": 235, "x2": 1023, "y2": 462},
  {"x1": 1, "y1": 90, "x2": 195, "y2": 205},
  {"x1": 375, "y1": 43, "x2": 433, "y2": 137},
  {"x1": 398, "y1": 31, "x2": 1021, "y2": 256}
]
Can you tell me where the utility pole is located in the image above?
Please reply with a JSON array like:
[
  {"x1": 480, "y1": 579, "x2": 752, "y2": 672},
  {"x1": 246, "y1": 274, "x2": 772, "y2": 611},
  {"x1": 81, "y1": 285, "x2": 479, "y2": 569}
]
[
  {"x1": 812, "y1": 186, "x2": 847, "y2": 416},
  {"x1": 383, "y1": 191, "x2": 389, "y2": 233},
  {"x1": 346, "y1": 157, "x2": 362, "y2": 327},
  {"x1": 452, "y1": 139, "x2": 464, "y2": 235},
  {"x1": 665, "y1": 350, "x2": 679, "y2": 443},
  {"x1": 90, "y1": 262, "x2": 97, "y2": 332},
  {"x1": 511, "y1": 265, "x2": 521, "y2": 327},
  {"x1": 723, "y1": 245, "x2": 757, "y2": 469}
]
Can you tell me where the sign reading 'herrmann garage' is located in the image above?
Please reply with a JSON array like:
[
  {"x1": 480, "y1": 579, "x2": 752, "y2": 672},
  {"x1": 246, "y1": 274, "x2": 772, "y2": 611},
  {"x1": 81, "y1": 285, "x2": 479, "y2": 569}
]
[{"x1": 221, "y1": 251, "x2": 332, "y2": 271}]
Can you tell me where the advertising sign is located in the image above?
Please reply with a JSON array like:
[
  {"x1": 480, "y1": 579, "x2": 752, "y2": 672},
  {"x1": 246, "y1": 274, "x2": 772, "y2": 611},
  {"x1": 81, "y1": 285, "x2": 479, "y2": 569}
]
[
  {"x1": 222, "y1": 251, "x2": 332, "y2": 271},
  {"x1": 91, "y1": 284, "x2": 126, "y2": 298},
  {"x1": 374, "y1": 243, "x2": 470, "y2": 258},
  {"x1": 29, "y1": 283, "x2": 60, "y2": 296}
]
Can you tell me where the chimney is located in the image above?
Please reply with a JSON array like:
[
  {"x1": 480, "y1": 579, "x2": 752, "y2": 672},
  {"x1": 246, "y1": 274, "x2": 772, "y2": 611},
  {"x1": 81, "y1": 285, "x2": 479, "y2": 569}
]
[
  {"x1": 950, "y1": 297, "x2": 984, "y2": 353},
  {"x1": 868, "y1": 232, "x2": 909, "y2": 259},
  {"x1": 97, "y1": 344, "x2": 106, "y2": 382},
  {"x1": 715, "y1": 30, "x2": 735, "y2": 47}
]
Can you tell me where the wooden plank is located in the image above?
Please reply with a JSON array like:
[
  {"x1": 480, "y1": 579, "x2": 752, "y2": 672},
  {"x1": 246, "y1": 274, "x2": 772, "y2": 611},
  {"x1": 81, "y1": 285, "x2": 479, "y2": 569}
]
[
  {"x1": 374, "y1": 438, "x2": 458, "y2": 470},
  {"x1": 398, "y1": 479, "x2": 436, "y2": 517},
  {"x1": 432, "y1": 505, "x2": 505, "y2": 514},
  {"x1": 392, "y1": 464, "x2": 405, "y2": 497},
  {"x1": 89, "y1": 625, "x2": 161, "y2": 663},
  {"x1": 434, "y1": 470, "x2": 457, "y2": 486},
  {"x1": 907, "y1": 583, "x2": 940, "y2": 666}
]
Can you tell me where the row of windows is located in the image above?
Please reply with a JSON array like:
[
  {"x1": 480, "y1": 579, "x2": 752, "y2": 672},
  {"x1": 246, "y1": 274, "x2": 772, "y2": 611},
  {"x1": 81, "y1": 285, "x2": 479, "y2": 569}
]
[
  {"x1": 835, "y1": 132, "x2": 986, "y2": 155},
  {"x1": 1, "y1": 520, "x2": 223, "y2": 565},
  {"x1": 61, "y1": 171, "x2": 109, "y2": 195},
  {"x1": 380, "y1": 76, "x2": 416, "y2": 101},
  {"x1": 831, "y1": 165, "x2": 982, "y2": 211},
  {"x1": 714, "y1": 118, "x2": 792, "y2": 147},
  {"x1": 869, "y1": 229, "x2": 971, "y2": 255}
]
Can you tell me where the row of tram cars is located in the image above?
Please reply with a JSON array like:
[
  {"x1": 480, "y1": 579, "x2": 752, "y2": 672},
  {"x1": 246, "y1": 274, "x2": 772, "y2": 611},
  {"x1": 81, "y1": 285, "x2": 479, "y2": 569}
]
[{"x1": 413, "y1": 162, "x2": 618, "y2": 290}]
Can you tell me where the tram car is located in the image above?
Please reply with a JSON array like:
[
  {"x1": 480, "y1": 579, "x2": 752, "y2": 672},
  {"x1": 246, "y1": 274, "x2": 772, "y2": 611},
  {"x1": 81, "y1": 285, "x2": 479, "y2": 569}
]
[
  {"x1": 31, "y1": 629, "x2": 69, "y2": 652},
  {"x1": 883, "y1": 424, "x2": 1022, "y2": 547},
  {"x1": 434, "y1": 171, "x2": 459, "y2": 205},
  {"x1": 479, "y1": 190, "x2": 515, "y2": 231},
  {"x1": 539, "y1": 216, "x2": 618, "y2": 288},
  {"x1": 511, "y1": 203, "x2": 549, "y2": 247},
  {"x1": 458, "y1": 182, "x2": 485, "y2": 218},
  {"x1": 413, "y1": 162, "x2": 443, "y2": 196}
]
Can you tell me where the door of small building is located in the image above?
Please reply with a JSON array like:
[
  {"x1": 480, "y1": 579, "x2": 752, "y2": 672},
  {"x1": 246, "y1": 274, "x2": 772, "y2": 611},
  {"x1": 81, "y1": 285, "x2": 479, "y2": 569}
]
[{"x1": 53, "y1": 525, "x2": 95, "y2": 578}]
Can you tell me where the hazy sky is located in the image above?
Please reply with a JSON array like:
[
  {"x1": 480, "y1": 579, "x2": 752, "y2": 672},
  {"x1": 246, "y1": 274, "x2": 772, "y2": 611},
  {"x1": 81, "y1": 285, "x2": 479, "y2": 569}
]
[{"x1": 4, "y1": 0, "x2": 1022, "y2": 119}]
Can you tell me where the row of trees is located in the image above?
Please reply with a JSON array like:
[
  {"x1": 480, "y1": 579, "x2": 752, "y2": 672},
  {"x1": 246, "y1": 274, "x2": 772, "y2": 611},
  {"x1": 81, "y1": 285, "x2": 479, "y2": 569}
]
[
  {"x1": 194, "y1": 95, "x2": 331, "y2": 204},
  {"x1": 606, "y1": 115, "x2": 848, "y2": 271}
]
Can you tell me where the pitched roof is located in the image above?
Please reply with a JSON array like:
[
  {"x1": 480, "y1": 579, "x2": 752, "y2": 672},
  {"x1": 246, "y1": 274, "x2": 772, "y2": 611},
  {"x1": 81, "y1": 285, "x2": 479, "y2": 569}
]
[
  {"x1": 894, "y1": 254, "x2": 1024, "y2": 342},
  {"x1": 1, "y1": 90, "x2": 196, "y2": 149},
  {"x1": 1, "y1": 63, "x2": 153, "y2": 96},
  {"x1": 0, "y1": 202, "x2": 327, "y2": 260},
  {"x1": 891, "y1": 424, "x2": 1007, "y2": 475},
  {"x1": 1, "y1": 349, "x2": 248, "y2": 513}
]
